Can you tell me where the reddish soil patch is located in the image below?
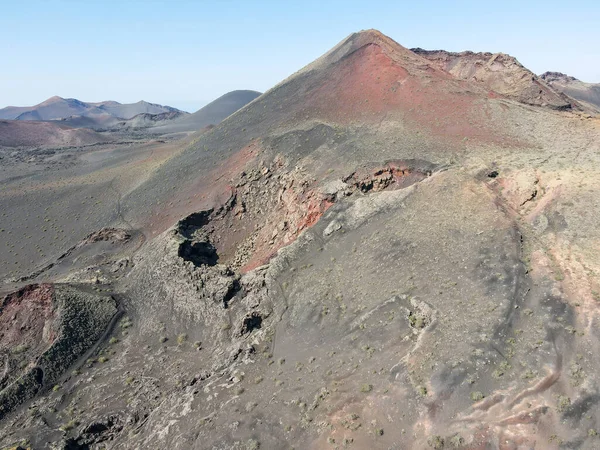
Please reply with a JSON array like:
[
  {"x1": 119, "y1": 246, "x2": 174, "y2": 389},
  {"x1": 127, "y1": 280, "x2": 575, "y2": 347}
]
[
  {"x1": 306, "y1": 42, "x2": 505, "y2": 144},
  {"x1": 240, "y1": 191, "x2": 334, "y2": 273},
  {"x1": 0, "y1": 284, "x2": 55, "y2": 351}
]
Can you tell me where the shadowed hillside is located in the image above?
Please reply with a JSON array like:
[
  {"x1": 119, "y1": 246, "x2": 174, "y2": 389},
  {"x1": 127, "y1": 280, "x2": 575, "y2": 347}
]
[{"x1": 149, "y1": 90, "x2": 262, "y2": 133}]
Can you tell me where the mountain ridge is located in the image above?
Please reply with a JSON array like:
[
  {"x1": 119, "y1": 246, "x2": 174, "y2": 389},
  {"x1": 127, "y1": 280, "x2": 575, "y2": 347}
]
[
  {"x1": 411, "y1": 47, "x2": 573, "y2": 109},
  {"x1": 540, "y1": 71, "x2": 600, "y2": 111},
  {"x1": 0, "y1": 96, "x2": 185, "y2": 121}
]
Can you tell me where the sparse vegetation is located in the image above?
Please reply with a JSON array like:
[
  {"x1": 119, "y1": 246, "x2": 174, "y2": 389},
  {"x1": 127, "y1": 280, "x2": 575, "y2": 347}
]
[
  {"x1": 449, "y1": 434, "x2": 464, "y2": 447},
  {"x1": 234, "y1": 386, "x2": 245, "y2": 395},
  {"x1": 470, "y1": 391, "x2": 484, "y2": 402},
  {"x1": 246, "y1": 439, "x2": 260, "y2": 450},
  {"x1": 120, "y1": 316, "x2": 132, "y2": 329},
  {"x1": 557, "y1": 395, "x2": 571, "y2": 412},
  {"x1": 11, "y1": 344, "x2": 29, "y2": 354},
  {"x1": 428, "y1": 435, "x2": 444, "y2": 449},
  {"x1": 60, "y1": 419, "x2": 79, "y2": 432}
]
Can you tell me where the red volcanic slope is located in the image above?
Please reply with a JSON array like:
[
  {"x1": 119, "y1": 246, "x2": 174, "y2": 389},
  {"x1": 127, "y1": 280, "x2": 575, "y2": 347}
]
[
  {"x1": 0, "y1": 284, "x2": 55, "y2": 351},
  {"x1": 291, "y1": 30, "x2": 503, "y2": 141}
]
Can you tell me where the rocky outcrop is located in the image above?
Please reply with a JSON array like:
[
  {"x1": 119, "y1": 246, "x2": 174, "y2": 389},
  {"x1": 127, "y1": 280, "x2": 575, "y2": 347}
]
[
  {"x1": 541, "y1": 71, "x2": 600, "y2": 112},
  {"x1": 413, "y1": 48, "x2": 573, "y2": 109}
]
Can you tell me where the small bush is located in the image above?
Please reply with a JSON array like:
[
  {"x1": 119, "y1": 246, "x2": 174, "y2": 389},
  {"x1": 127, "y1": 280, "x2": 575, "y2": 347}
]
[
  {"x1": 428, "y1": 435, "x2": 444, "y2": 449},
  {"x1": 60, "y1": 419, "x2": 79, "y2": 432},
  {"x1": 557, "y1": 395, "x2": 571, "y2": 412},
  {"x1": 360, "y1": 384, "x2": 373, "y2": 393},
  {"x1": 246, "y1": 439, "x2": 260, "y2": 450},
  {"x1": 470, "y1": 391, "x2": 484, "y2": 402},
  {"x1": 234, "y1": 386, "x2": 245, "y2": 395},
  {"x1": 11, "y1": 344, "x2": 29, "y2": 354}
]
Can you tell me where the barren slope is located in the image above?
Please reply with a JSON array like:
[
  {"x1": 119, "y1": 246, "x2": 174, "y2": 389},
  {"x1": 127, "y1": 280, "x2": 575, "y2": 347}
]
[
  {"x1": 150, "y1": 90, "x2": 262, "y2": 134},
  {"x1": 1, "y1": 30, "x2": 600, "y2": 450},
  {"x1": 0, "y1": 120, "x2": 113, "y2": 148}
]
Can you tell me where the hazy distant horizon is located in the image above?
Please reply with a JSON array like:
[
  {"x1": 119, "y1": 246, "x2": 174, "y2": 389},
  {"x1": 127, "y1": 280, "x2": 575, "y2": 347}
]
[
  {"x1": 0, "y1": 95, "x2": 250, "y2": 115},
  {"x1": 2, "y1": 0, "x2": 599, "y2": 110}
]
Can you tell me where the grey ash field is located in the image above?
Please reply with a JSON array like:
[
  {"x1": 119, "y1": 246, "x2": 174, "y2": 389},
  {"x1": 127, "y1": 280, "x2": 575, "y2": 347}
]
[{"x1": 1, "y1": 30, "x2": 600, "y2": 449}]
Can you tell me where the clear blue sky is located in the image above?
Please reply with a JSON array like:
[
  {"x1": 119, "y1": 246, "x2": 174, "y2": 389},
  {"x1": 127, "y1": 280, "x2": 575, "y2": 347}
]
[{"x1": 1, "y1": 0, "x2": 598, "y2": 112}]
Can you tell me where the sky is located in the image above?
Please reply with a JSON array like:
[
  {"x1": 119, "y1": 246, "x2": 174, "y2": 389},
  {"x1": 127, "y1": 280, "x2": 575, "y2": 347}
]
[{"x1": 1, "y1": 0, "x2": 599, "y2": 112}]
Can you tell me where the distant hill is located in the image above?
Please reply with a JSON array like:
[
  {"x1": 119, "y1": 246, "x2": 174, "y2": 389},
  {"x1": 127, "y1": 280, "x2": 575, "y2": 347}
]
[
  {"x1": 53, "y1": 113, "x2": 121, "y2": 130},
  {"x1": 115, "y1": 110, "x2": 188, "y2": 130},
  {"x1": 56, "y1": 110, "x2": 188, "y2": 131},
  {"x1": 150, "y1": 90, "x2": 261, "y2": 133},
  {"x1": 0, "y1": 120, "x2": 113, "y2": 148},
  {"x1": 91, "y1": 100, "x2": 182, "y2": 119},
  {"x1": 540, "y1": 72, "x2": 600, "y2": 112},
  {"x1": 0, "y1": 96, "x2": 184, "y2": 121}
]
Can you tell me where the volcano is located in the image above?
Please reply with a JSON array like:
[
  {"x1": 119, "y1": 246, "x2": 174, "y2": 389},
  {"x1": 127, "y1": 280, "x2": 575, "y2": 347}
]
[{"x1": 1, "y1": 30, "x2": 600, "y2": 450}]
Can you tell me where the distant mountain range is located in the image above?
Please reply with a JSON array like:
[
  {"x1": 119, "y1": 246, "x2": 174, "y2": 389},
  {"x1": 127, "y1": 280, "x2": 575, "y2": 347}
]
[
  {"x1": 0, "y1": 96, "x2": 183, "y2": 121},
  {"x1": 0, "y1": 91, "x2": 263, "y2": 134}
]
